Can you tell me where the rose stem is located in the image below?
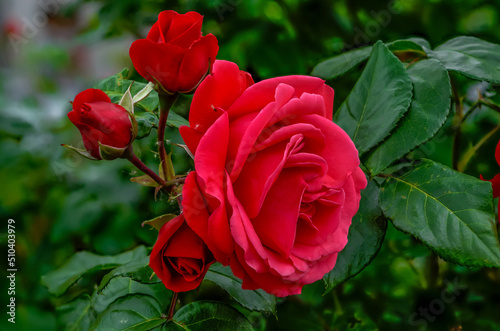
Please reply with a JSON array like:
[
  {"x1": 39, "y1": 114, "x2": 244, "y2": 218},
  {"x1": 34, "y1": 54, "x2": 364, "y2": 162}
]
[
  {"x1": 123, "y1": 146, "x2": 167, "y2": 187},
  {"x1": 158, "y1": 93, "x2": 179, "y2": 181},
  {"x1": 451, "y1": 78, "x2": 463, "y2": 171},
  {"x1": 167, "y1": 292, "x2": 178, "y2": 321}
]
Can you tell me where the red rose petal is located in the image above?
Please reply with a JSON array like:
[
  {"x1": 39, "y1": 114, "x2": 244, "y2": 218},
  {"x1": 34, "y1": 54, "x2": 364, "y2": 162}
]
[
  {"x1": 168, "y1": 15, "x2": 203, "y2": 48},
  {"x1": 164, "y1": 11, "x2": 201, "y2": 44},
  {"x1": 188, "y1": 60, "x2": 253, "y2": 136},
  {"x1": 72, "y1": 88, "x2": 110, "y2": 112},
  {"x1": 177, "y1": 34, "x2": 219, "y2": 92},
  {"x1": 129, "y1": 39, "x2": 186, "y2": 92},
  {"x1": 227, "y1": 75, "x2": 334, "y2": 120},
  {"x1": 151, "y1": 11, "x2": 174, "y2": 42}
]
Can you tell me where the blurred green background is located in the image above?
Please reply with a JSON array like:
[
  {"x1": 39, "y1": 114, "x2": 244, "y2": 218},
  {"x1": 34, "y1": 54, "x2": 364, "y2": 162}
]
[{"x1": 1, "y1": 0, "x2": 500, "y2": 330}]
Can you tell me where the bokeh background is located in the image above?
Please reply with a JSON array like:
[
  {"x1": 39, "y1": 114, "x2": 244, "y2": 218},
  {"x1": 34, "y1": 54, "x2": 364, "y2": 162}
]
[{"x1": 1, "y1": 0, "x2": 500, "y2": 330}]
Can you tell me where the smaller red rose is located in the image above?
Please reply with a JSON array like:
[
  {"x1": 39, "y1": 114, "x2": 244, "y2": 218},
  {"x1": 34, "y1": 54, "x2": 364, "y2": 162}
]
[
  {"x1": 150, "y1": 214, "x2": 215, "y2": 292},
  {"x1": 67, "y1": 89, "x2": 134, "y2": 160},
  {"x1": 129, "y1": 10, "x2": 218, "y2": 94}
]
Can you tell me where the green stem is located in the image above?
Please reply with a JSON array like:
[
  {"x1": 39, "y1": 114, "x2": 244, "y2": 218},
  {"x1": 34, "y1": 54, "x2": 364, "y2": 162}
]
[
  {"x1": 480, "y1": 99, "x2": 500, "y2": 114},
  {"x1": 451, "y1": 81, "x2": 463, "y2": 171},
  {"x1": 158, "y1": 93, "x2": 179, "y2": 181},
  {"x1": 332, "y1": 287, "x2": 343, "y2": 315},
  {"x1": 458, "y1": 125, "x2": 500, "y2": 172},
  {"x1": 427, "y1": 253, "x2": 439, "y2": 289},
  {"x1": 167, "y1": 292, "x2": 178, "y2": 321},
  {"x1": 124, "y1": 147, "x2": 167, "y2": 187},
  {"x1": 460, "y1": 99, "x2": 482, "y2": 126},
  {"x1": 164, "y1": 177, "x2": 186, "y2": 187}
]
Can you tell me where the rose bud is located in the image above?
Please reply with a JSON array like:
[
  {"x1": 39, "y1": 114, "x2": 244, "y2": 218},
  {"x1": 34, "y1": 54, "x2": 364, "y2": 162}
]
[
  {"x1": 150, "y1": 214, "x2": 215, "y2": 292},
  {"x1": 180, "y1": 60, "x2": 367, "y2": 297},
  {"x1": 129, "y1": 10, "x2": 218, "y2": 94},
  {"x1": 66, "y1": 88, "x2": 135, "y2": 160}
]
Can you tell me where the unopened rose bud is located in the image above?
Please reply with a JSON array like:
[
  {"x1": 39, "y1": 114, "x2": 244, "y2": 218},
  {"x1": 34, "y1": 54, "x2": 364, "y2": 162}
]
[{"x1": 67, "y1": 88, "x2": 135, "y2": 160}]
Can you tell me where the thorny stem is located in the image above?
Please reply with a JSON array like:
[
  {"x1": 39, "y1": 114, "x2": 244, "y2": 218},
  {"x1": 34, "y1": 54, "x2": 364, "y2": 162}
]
[
  {"x1": 158, "y1": 93, "x2": 179, "y2": 182},
  {"x1": 124, "y1": 146, "x2": 167, "y2": 187},
  {"x1": 167, "y1": 292, "x2": 178, "y2": 321}
]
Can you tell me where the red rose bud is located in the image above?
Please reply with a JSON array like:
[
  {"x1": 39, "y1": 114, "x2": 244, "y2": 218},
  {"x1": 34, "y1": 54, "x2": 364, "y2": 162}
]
[
  {"x1": 67, "y1": 89, "x2": 135, "y2": 160},
  {"x1": 129, "y1": 10, "x2": 218, "y2": 94},
  {"x1": 150, "y1": 214, "x2": 215, "y2": 292}
]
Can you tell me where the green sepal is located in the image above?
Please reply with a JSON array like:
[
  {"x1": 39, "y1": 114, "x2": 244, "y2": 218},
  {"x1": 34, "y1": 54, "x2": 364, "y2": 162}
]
[
  {"x1": 141, "y1": 214, "x2": 177, "y2": 231},
  {"x1": 128, "y1": 113, "x2": 138, "y2": 141},
  {"x1": 132, "y1": 82, "x2": 155, "y2": 104},
  {"x1": 119, "y1": 83, "x2": 134, "y2": 114},
  {"x1": 130, "y1": 174, "x2": 160, "y2": 187},
  {"x1": 61, "y1": 144, "x2": 99, "y2": 161},
  {"x1": 98, "y1": 142, "x2": 128, "y2": 160}
]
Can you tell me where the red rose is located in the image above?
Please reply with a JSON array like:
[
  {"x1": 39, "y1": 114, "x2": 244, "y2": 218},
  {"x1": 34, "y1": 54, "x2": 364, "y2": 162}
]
[
  {"x1": 129, "y1": 10, "x2": 218, "y2": 94},
  {"x1": 67, "y1": 89, "x2": 134, "y2": 160},
  {"x1": 150, "y1": 214, "x2": 215, "y2": 292},
  {"x1": 180, "y1": 60, "x2": 367, "y2": 296},
  {"x1": 480, "y1": 140, "x2": 500, "y2": 222}
]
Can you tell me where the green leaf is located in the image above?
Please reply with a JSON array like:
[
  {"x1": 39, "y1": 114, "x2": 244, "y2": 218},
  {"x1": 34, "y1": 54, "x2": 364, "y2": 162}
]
[
  {"x1": 311, "y1": 46, "x2": 372, "y2": 79},
  {"x1": 386, "y1": 38, "x2": 428, "y2": 54},
  {"x1": 57, "y1": 295, "x2": 96, "y2": 331},
  {"x1": 97, "y1": 256, "x2": 161, "y2": 293},
  {"x1": 364, "y1": 59, "x2": 451, "y2": 175},
  {"x1": 429, "y1": 36, "x2": 500, "y2": 83},
  {"x1": 333, "y1": 41, "x2": 413, "y2": 155},
  {"x1": 41, "y1": 246, "x2": 147, "y2": 296},
  {"x1": 323, "y1": 180, "x2": 387, "y2": 293},
  {"x1": 172, "y1": 301, "x2": 253, "y2": 331},
  {"x1": 91, "y1": 277, "x2": 171, "y2": 314},
  {"x1": 91, "y1": 294, "x2": 166, "y2": 330},
  {"x1": 379, "y1": 159, "x2": 500, "y2": 268},
  {"x1": 135, "y1": 111, "x2": 159, "y2": 140},
  {"x1": 204, "y1": 263, "x2": 277, "y2": 314},
  {"x1": 94, "y1": 68, "x2": 159, "y2": 113},
  {"x1": 142, "y1": 214, "x2": 177, "y2": 231},
  {"x1": 167, "y1": 111, "x2": 189, "y2": 128},
  {"x1": 402, "y1": 37, "x2": 431, "y2": 50},
  {"x1": 311, "y1": 39, "x2": 430, "y2": 80}
]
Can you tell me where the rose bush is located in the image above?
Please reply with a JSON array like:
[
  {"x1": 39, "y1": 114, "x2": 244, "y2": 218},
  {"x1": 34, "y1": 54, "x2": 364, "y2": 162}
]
[
  {"x1": 67, "y1": 88, "x2": 134, "y2": 160},
  {"x1": 150, "y1": 214, "x2": 215, "y2": 292},
  {"x1": 129, "y1": 10, "x2": 218, "y2": 94},
  {"x1": 180, "y1": 60, "x2": 367, "y2": 296}
]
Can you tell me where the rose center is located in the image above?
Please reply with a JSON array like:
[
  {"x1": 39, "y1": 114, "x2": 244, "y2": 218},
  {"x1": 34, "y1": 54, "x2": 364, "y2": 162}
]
[{"x1": 166, "y1": 256, "x2": 203, "y2": 276}]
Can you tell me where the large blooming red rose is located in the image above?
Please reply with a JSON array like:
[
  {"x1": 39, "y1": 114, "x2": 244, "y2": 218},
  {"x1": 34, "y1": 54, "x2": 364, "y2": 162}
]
[
  {"x1": 67, "y1": 89, "x2": 134, "y2": 160},
  {"x1": 150, "y1": 214, "x2": 215, "y2": 292},
  {"x1": 129, "y1": 10, "x2": 218, "y2": 94},
  {"x1": 180, "y1": 60, "x2": 367, "y2": 296}
]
